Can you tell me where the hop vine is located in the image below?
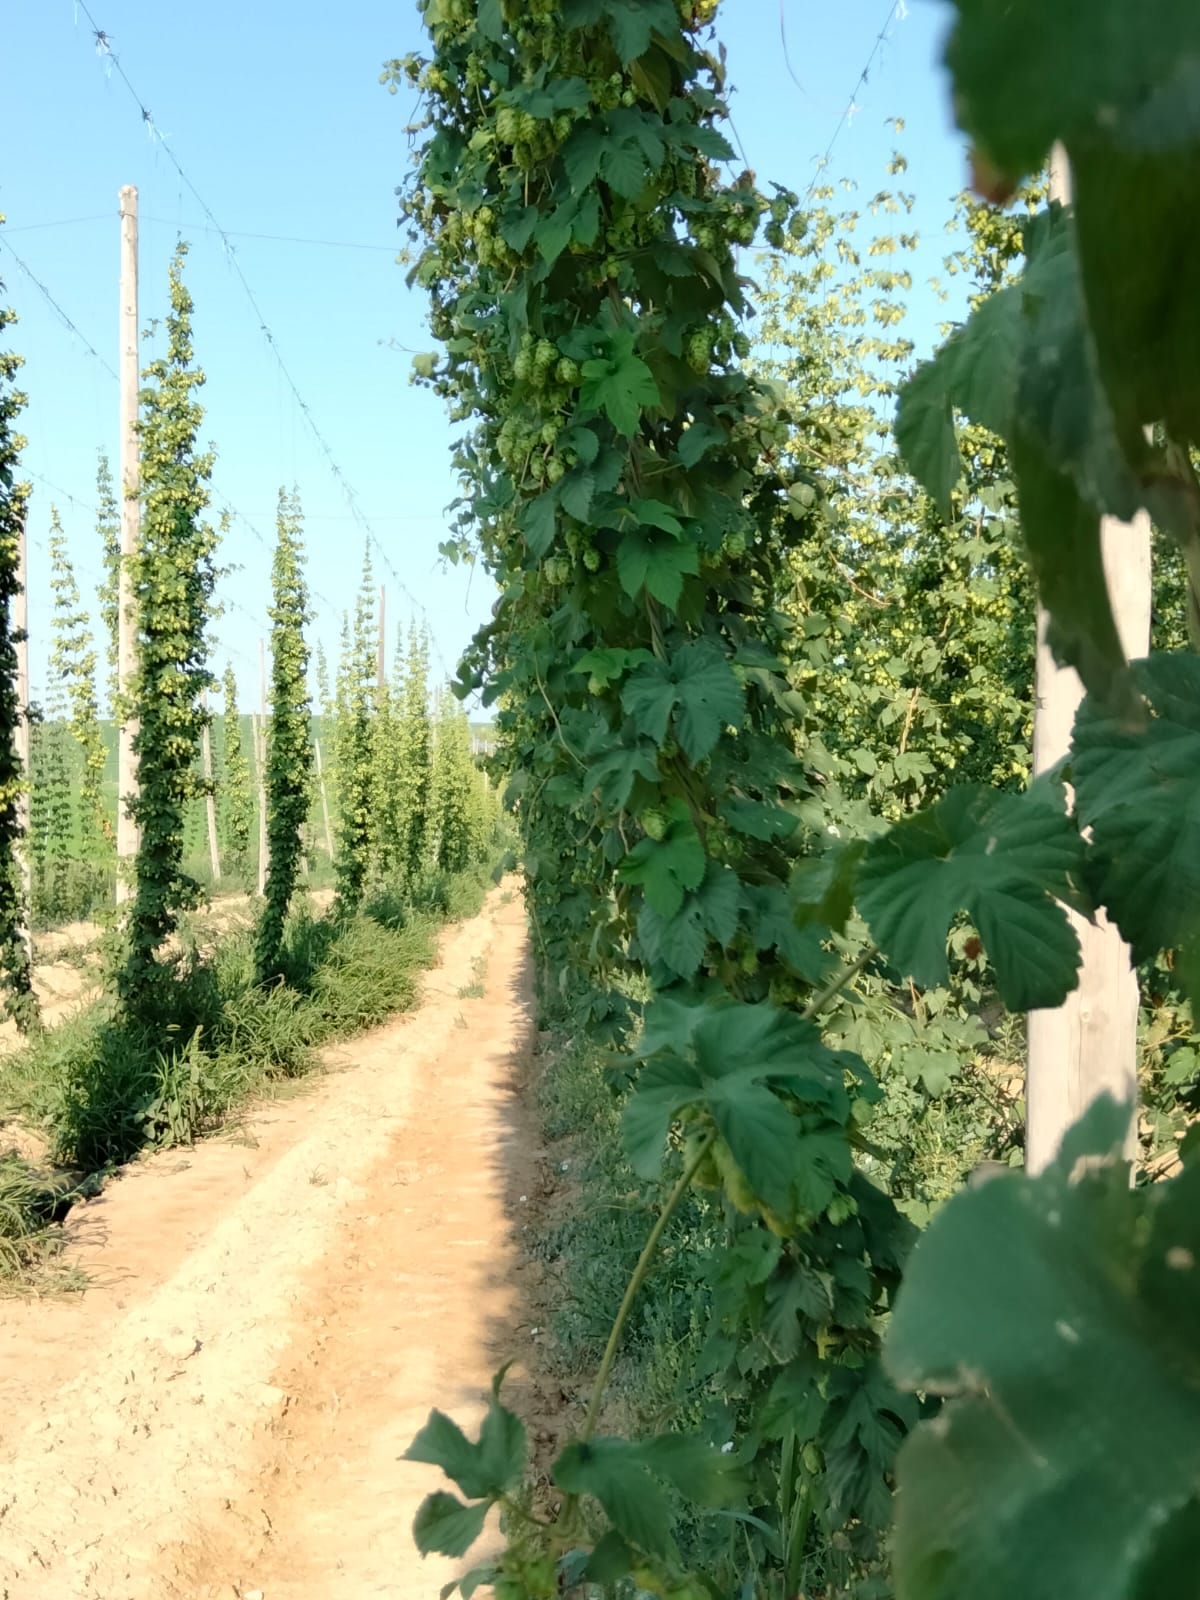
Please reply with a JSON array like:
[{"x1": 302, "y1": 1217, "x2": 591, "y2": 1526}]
[
  {"x1": 218, "y1": 663, "x2": 253, "y2": 881},
  {"x1": 0, "y1": 261, "x2": 38, "y2": 1030},
  {"x1": 255, "y1": 487, "x2": 312, "y2": 982},
  {"x1": 119, "y1": 242, "x2": 217, "y2": 1012}
]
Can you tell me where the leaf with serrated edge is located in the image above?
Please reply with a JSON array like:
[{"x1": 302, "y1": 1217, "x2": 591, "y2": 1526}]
[
  {"x1": 884, "y1": 1094, "x2": 1200, "y2": 1600},
  {"x1": 856, "y1": 781, "x2": 1084, "y2": 1010}
]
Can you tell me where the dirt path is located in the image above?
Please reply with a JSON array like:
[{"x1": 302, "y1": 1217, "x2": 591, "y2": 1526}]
[{"x1": 0, "y1": 887, "x2": 542, "y2": 1600}]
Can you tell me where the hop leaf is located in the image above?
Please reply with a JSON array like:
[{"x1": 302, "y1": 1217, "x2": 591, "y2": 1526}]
[{"x1": 856, "y1": 779, "x2": 1086, "y2": 1010}]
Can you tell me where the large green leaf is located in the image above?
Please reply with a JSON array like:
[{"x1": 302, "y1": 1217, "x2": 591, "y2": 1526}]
[
  {"x1": 522, "y1": 488, "x2": 559, "y2": 558},
  {"x1": 552, "y1": 1431, "x2": 742, "y2": 1562},
  {"x1": 943, "y1": 2, "x2": 1200, "y2": 447},
  {"x1": 623, "y1": 998, "x2": 853, "y2": 1222},
  {"x1": 622, "y1": 641, "x2": 744, "y2": 763},
  {"x1": 638, "y1": 863, "x2": 741, "y2": 979},
  {"x1": 553, "y1": 1439, "x2": 675, "y2": 1559},
  {"x1": 606, "y1": 0, "x2": 677, "y2": 64},
  {"x1": 1072, "y1": 652, "x2": 1200, "y2": 963},
  {"x1": 615, "y1": 527, "x2": 699, "y2": 609},
  {"x1": 821, "y1": 1363, "x2": 917, "y2": 1532},
  {"x1": 601, "y1": 136, "x2": 649, "y2": 201},
  {"x1": 1009, "y1": 422, "x2": 1132, "y2": 715},
  {"x1": 617, "y1": 797, "x2": 705, "y2": 917},
  {"x1": 856, "y1": 779, "x2": 1086, "y2": 1009},
  {"x1": 583, "y1": 741, "x2": 660, "y2": 809},
  {"x1": 943, "y1": 0, "x2": 1200, "y2": 185},
  {"x1": 579, "y1": 328, "x2": 660, "y2": 435},
  {"x1": 895, "y1": 208, "x2": 1145, "y2": 712},
  {"x1": 885, "y1": 1095, "x2": 1200, "y2": 1600},
  {"x1": 413, "y1": 1492, "x2": 489, "y2": 1558},
  {"x1": 405, "y1": 1395, "x2": 527, "y2": 1501},
  {"x1": 894, "y1": 284, "x2": 1021, "y2": 520}
]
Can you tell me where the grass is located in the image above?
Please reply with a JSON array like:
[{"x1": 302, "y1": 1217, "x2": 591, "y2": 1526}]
[
  {"x1": 457, "y1": 953, "x2": 489, "y2": 999},
  {"x1": 0, "y1": 861, "x2": 494, "y2": 1286},
  {"x1": 528, "y1": 1031, "x2": 716, "y2": 1439},
  {"x1": 0, "y1": 1150, "x2": 91, "y2": 1288}
]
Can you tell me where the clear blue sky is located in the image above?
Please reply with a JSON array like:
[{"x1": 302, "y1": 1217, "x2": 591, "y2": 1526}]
[{"x1": 2, "y1": 0, "x2": 968, "y2": 710}]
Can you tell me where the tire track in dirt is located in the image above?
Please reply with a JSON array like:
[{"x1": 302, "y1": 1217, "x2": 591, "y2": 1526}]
[{"x1": 0, "y1": 888, "x2": 537, "y2": 1600}]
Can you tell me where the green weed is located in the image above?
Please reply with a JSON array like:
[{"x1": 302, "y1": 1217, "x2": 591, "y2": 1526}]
[
  {"x1": 0, "y1": 864, "x2": 497, "y2": 1283},
  {"x1": 0, "y1": 1149, "x2": 88, "y2": 1289},
  {"x1": 530, "y1": 1036, "x2": 712, "y2": 1416},
  {"x1": 457, "y1": 952, "x2": 488, "y2": 999}
]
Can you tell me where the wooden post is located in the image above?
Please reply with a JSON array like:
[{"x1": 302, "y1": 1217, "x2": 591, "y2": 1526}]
[
  {"x1": 13, "y1": 513, "x2": 33, "y2": 965},
  {"x1": 200, "y1": 689, "x2": 221, "y2": 885},
  {"x1": 314, "y1": 735, "x2": 334, "y2": 858},
  {"x1": 256, "y1": 639, "x2": 268, "y2": 896},
  {"x1": 116, "y1": 184, "x2": 140, "y2": 905},
  {"x1": 1025, "y1": 146, "x2": 1151, "y2": 1174}
]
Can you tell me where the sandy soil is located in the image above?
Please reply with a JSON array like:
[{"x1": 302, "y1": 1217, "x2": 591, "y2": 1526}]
[{"x1": 0, "y1": 887, "x2": 545, "y2": 1600}]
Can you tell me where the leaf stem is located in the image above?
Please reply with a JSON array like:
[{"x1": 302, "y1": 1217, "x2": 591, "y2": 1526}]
[
  {"x1": 800, "y1": 944, "x2": 875, "y2": 1022},
  {"x1": 580, "y1": 1129, "x2": 716, "y2": 1444}
]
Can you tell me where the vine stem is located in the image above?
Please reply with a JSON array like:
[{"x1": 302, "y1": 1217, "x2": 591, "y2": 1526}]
[
  {"x1": 567, "y1": 957, "x2": 872, "y2": 1462},
  {"x1": 800, "y1": 944, "x2": 875, "y2": 1022},
  {"x1": 579, "y1": 1129, "x2": 717, "y2": 1445}
]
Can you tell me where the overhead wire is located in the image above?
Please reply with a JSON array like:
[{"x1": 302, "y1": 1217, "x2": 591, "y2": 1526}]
[
  {"x1": 21, "y1": 471, "x2": 271, "y2": 674},
  {"x1": 800, "y1": 0, "x2": 908, "y2": 201},
  {"x1": 0, "y1": 234, "x2": 118, "y2": 380},
  {"x1": 144, "y1": 219, "x2": 401, "y2": 254},
  {"x1": 4, "y1": 215, "x2": 398, "y2": 253},
  {"x1": 72, "y1": 0, "x2": 454, "y2": 678},
  {"x1": 1, "y1": 228, "x2": 343, "y2": 632},
  {"x1": 1, "y1": 214, "x2": 111, "y2": 235}
]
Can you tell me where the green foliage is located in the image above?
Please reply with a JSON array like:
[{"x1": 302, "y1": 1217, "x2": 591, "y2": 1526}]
[
  {"x1": 1072, "y1": 653, "x2": 1200, "y2": 965},
  {"x1": 218, "y1": 665, "x2": 253, "y2": 880},
  {"x1": 857, "y1": 778, "x2": 1087, "y2": 1009},
  {"x1": 95, "y1": 452, "x2": 121, "y2": 713},
  {"x1": 755, "y1": 164, "x2": 1036, "y2": 817},
  {"x1": 395, "y1": 623, "x2": 433, "y2": 883},
  {"x1": 0, "y1": 263, "x2": 38, "y2": 1031},
  {"x1": 624, "y1": 995, "x2": 859, "y2": 1227},
  {"x1": 370, "y1": 657, "x2": 400, "y2": 877},
  {"x1": 897, "y1": 21, "x2": 1200, "y2": 709},
  {"x1": 256, "y1": 487, "x2": 312, "y2": 981},
  {"x1": 48, "y1": 512, "x2": 110, "y2": 866},
  {"x1": 866, "y1": 7, "x2": 1200, "y2": 1597},
  {"x1": 0, "y1": 1147, "x2": 82, "y2": 1284},
  {"x1": 0, "y1": 864, "x2": 490, "y2": 1219},
  {"x1": 29, "y1": 690, "x2": 73, "y2": 925},
  {"x1": 885, "y1": 1098, "x2": 1200, "y2": 1600},
  {"x1": 398, "y1": 4, "x2": 1200, "y2": 1596},
  {"x1": 333, "y1": 554, "x2": 376, "y2": 911},
  {"x1": 429, "y1": 688, "x2": 480, "y2": 875},
  {"x1": 28, "y1": 507, "x2": 112, "y2": 928},
  {"x1": 119, "y1": 241, "x2": 218, "y2": 1014},
  {"x1": 395, "y1": 4, "x2": 917, "y2": 1591}
]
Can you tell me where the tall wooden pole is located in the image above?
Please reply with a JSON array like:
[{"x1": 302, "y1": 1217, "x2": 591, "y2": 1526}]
[
  {"x1": 13, "y1": 514, "x2": 33, "y2": 966},
  {"x1": 1025, "y1": 147, "x2": 1151, "y2": 1173},
  {"x1": 116, "y1": 184, "x2": 140, "y2": 905},
  {"x1": 256, "y1": 638, "x2": 268, "y2": 896},
  {"x1": 200, "y1": 689, "x2": 221, "y2": 886}
]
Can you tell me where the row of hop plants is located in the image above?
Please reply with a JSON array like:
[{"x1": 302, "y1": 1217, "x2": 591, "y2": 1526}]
[
  {"x1": 1, "y1": 236, "x2": 501, "y2": 1026},
  {"x1": 28, "y1": 525, "x2": 495, "y2": 936},
  {"x1": 0, "y1": 227, "x2": 506, "y2": 1285}
]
